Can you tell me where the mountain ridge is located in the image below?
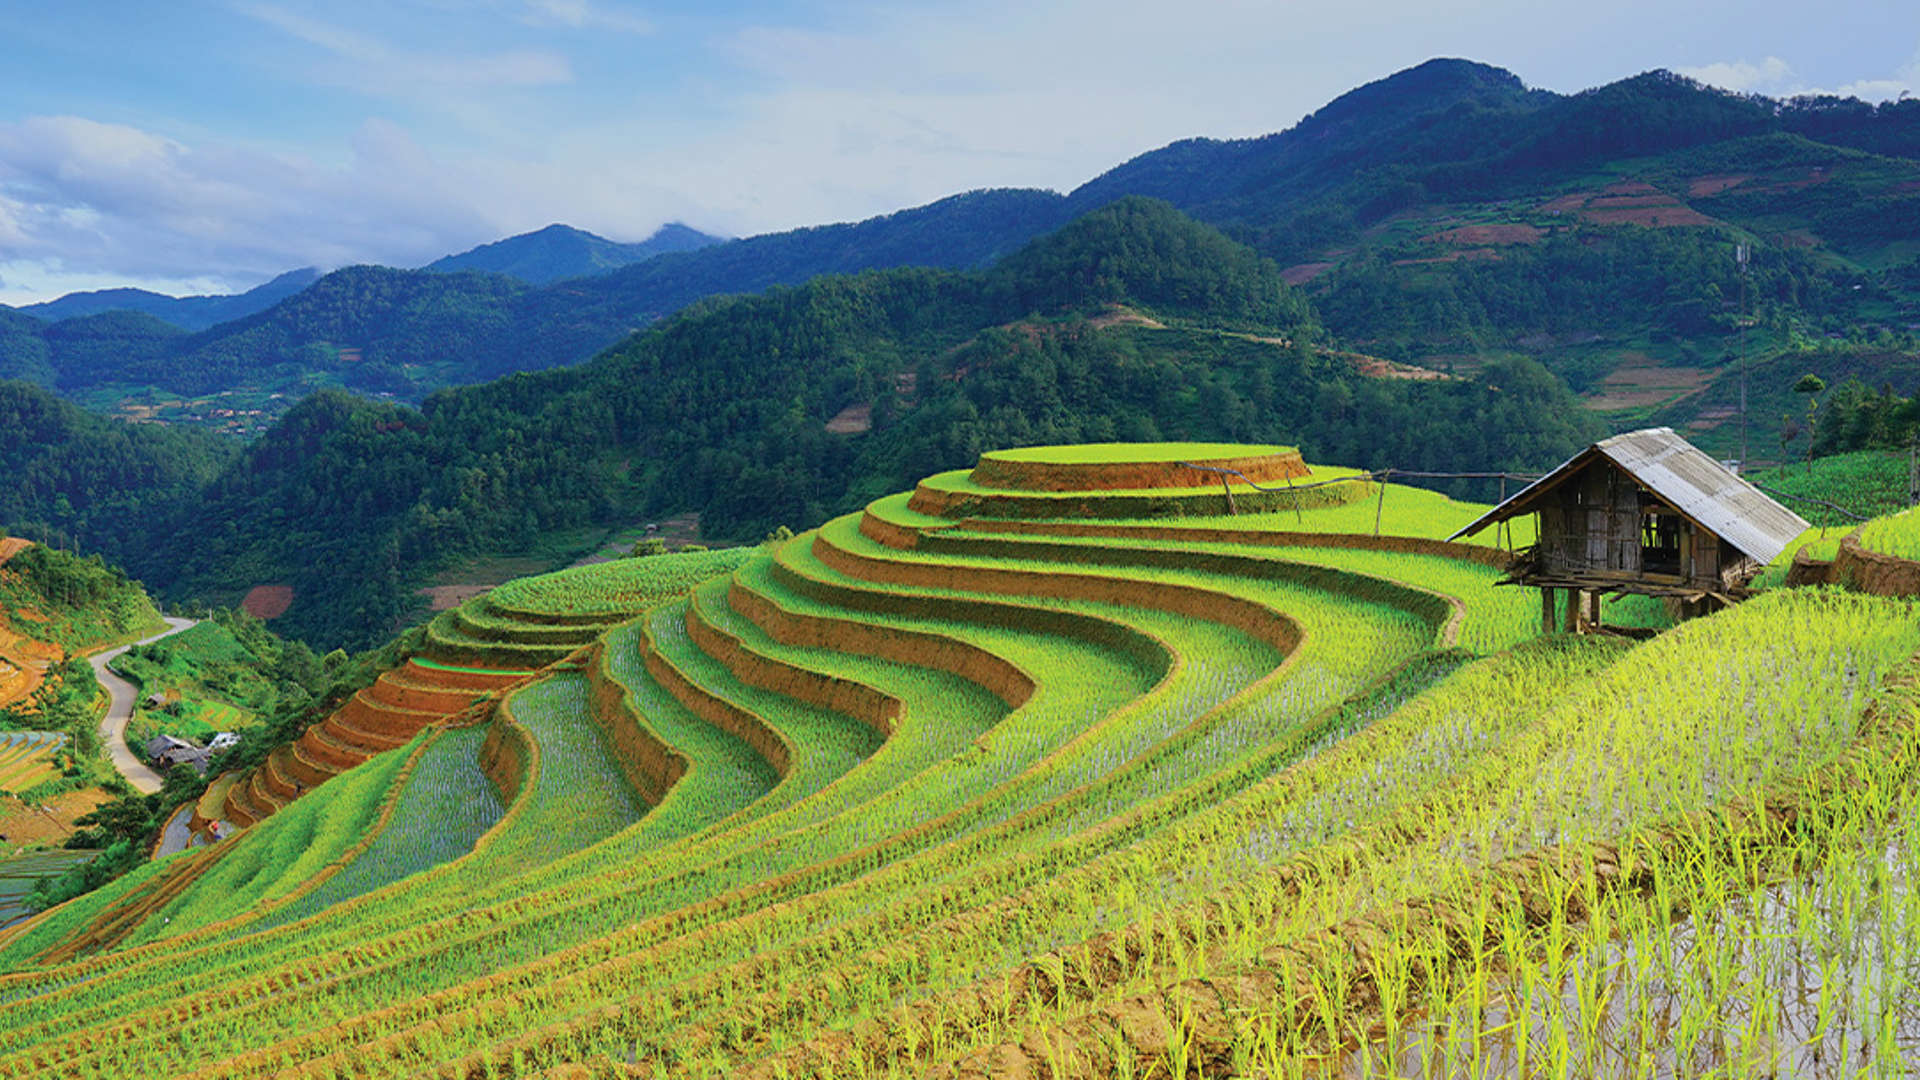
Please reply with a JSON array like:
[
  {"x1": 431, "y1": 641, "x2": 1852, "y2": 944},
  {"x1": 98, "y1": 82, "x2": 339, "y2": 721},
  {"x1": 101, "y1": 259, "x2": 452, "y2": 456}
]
[
  {"x1": 423, "y1": 221, "x2": 728, "y2": 284},
  {"x1": 16, "y1": 268, "x2": 322, "y2": 332}
]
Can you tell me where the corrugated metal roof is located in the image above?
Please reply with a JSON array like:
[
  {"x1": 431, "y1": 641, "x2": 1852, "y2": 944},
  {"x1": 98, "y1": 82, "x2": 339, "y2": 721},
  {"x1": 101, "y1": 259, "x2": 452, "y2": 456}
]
[{"x1": 1449, "y1": 427, "x2": 1810, "y2": 563}]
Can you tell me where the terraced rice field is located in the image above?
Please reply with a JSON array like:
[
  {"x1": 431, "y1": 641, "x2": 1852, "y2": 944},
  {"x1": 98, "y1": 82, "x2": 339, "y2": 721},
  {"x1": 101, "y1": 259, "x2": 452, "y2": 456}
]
[
  {"x1": 0, "y1": 734, "x2": 64, "y2": 797},
  {"x1": 0, "y1": 441, "x2": 1915, "y2": 1079}
]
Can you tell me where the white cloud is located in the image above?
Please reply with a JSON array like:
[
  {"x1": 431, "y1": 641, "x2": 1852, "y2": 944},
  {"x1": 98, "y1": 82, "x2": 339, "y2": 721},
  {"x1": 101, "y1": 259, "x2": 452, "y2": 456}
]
[
  {"x1": 1676, "y1": 57, "x2": 1797, "y2": 94},
  {"x1": 0, "y1": 115, "x2": 503, "y2": 299},
  {"x1": 520, "y1": 0, "x2": 653, "y2": 35},
  {"x1": 239, "y1": 4, "x2": 573, "y2": 93},
  {"x1": 0, "y1": 260, "x2": 236, "y2": 308},
  {"x1": 1680, "y1": 46, "x2": 1919, "y2": 102}
]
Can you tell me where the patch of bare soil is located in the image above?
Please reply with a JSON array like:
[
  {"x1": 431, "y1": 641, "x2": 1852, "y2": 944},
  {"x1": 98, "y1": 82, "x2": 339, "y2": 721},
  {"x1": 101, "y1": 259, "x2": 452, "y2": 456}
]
[
  {"x1": 1417, "y1": 353, "x2": 1489, "y2": 376},
  {"x1": 1086, "y1": 306, "x2": 1166, "y2": 330},
  {"x1": 240, "y1": 585, "x2": 294, "y2": 620},
  {"x1": 1689, "y1": 174, "x2": 1752, "y2": 197},
  {"x1": 1540, "y1": 191, "x2": 1593, "y2": 214},
  {"x1": 824, "y1": 403, "x2": 872, "y2": 435},
  {"x1": 1279, "y1": 262, "x2": 1335, "y2": 286},
  {"x1": 1689, "y1": 404, "x2": 1740, "y2": 431},
  {"x1": 1394, "y1": 248, "x2": 1502, "y2": 266},
  {"x1": 416, "y1": 585, "x2": 492, "y2": 612},
  {"x1": 570, "y1": 512, "x2": 707, "y2": 567},
  {"x1": 1338, "y1": 351, "x2": 1453, "y2": 381},
  {"x1": 1583, "y1": 358, "x2": 1715, "y2": 411},
  {"x1": 0, "y1": 789, "x2": 112, "y2": 848},
  {"x1": 1422, "y1": 223, "x2": 1545, "y2": 245},
  {"x1": 0, "y1": 539, "x2": 30, "y2": 565},
  {"x1": 1584, "y1": 205, "x2": 1719, "y2": 227}
]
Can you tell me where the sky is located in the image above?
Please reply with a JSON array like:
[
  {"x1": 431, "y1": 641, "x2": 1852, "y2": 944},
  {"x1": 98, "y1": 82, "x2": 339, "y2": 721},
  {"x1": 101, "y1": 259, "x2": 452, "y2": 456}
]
[{"x1": 0, "y1": 0, "x2": 1915, "y2": 305}]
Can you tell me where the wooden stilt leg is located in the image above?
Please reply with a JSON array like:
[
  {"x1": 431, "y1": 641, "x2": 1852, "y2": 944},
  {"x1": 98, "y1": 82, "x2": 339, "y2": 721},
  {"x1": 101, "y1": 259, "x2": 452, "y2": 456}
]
[
  {"x1": 1542, "y1": 588, "x2": 1556, "y2": 635},
  {"x1": 1563, "y1": 588, "x2": 1579, "y2": 634},
  {"x1": 1587, "y1": 590, "x2": 1602, "y2": 631}
]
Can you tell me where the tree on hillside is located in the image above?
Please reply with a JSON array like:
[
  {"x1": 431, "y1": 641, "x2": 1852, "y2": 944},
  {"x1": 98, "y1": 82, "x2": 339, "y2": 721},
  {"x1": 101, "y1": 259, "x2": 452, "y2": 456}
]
[{"x1": 1795, "y1": 372, "x2": 1827, "y2": 474}]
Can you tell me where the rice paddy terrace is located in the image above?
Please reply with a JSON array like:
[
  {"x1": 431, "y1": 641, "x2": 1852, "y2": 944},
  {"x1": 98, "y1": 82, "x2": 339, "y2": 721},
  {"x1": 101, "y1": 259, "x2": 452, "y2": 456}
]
[{"x1": 2, "y1": 442, "x2": 1919, "y2": 1078}]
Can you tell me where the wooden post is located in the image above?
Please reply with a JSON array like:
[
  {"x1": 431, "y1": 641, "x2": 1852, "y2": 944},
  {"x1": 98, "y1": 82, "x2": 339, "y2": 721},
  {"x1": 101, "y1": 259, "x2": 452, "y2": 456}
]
[
  {"x1": 1373, "y1": 475, "x2": 1387, "y2": 537},
  {"x1": 1221, "y1": 475, "x2": 1237, "y2": 516},
  {"x1": 1586, "y1": 590, "x2": 1602, "y2": 631},
  {"x1": 1563, "y1": 588, "x2": 1580, "y2": 634},
  {"x1": 1541, "y1": 588, "x2": 1556, "y2": 635}
]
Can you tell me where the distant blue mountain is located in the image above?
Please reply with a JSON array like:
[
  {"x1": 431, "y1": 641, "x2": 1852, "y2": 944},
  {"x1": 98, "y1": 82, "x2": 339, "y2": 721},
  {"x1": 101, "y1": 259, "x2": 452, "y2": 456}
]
[
  {"x1": 19, "y1": 267, "x2": 323, "y2": 331},
  {"x1": 424, "y1": 222, "x2": 728, "y2": 284}
]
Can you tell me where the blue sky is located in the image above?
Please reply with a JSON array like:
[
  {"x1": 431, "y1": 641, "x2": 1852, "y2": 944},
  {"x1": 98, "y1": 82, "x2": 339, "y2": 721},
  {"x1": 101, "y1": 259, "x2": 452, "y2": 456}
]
[{"x1": 0, "y1": 0, "x2": 1915, "y2": 304}]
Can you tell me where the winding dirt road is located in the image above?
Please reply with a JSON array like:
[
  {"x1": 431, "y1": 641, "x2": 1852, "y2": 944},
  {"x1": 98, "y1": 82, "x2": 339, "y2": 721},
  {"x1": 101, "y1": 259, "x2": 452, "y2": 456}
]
[{"x1": 90, "y1": 617, "x2": 197, "y2": 795}]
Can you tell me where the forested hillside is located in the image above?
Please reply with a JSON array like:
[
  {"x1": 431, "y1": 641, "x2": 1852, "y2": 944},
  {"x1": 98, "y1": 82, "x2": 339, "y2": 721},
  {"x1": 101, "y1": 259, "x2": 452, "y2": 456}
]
[
  {"x1": 0, "y1": 383, "x2": 234, "y2": 561},
  {"x1": 5, "y1": 61, "x2": 1917, "y2": 447},
  {"x1": 123, "y1": 199, "x2": 1596, "y2": 648},
  {"x1": 0, "y1": 189, "x2": 1072, "y2": 422}
]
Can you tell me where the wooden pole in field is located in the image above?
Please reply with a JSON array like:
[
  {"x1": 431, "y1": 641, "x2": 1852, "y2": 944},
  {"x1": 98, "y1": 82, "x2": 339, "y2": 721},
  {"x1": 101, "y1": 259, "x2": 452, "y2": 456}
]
[
  {"x1": 1541, "y1": 588, "x2": 1556, "y2": 635},
  {"x1": 1373, "y1": 473, "x2": 1387, "y2": 537}
]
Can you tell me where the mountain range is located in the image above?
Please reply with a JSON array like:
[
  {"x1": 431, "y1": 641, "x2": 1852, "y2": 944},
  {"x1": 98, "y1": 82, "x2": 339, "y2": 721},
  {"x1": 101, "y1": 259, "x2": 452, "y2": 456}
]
[
  {"x1": 2, "y1": 60, "x2": 1916, "y2": 441},
  {"x1": 423, "y1": 222, "x2": 727, "y2": 283},
  {"x1": 1, "y1": 57, "x2": 1919, "y2": 646},
  {"x1": 15, "y1": 268, "x2": 323, "y2": 332}
]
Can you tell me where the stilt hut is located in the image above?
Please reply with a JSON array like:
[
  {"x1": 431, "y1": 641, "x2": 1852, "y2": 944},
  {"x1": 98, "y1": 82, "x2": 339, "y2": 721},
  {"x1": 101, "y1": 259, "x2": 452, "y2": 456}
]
[{"x1": 1449, "y1": 428, "x2": 1810, "y2": 631}]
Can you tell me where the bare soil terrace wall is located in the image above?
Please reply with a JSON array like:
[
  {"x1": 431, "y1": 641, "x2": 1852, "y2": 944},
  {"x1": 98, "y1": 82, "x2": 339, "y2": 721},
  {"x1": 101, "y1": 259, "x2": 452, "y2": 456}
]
[
  {"x1": 768, "y1": 548, "x2": 1171, "y2": 683},
  {"x1": 334, "y1": 691, "x2": 439, "y2": 741},
  {"x1": 811, "y1": 533, "x2": 1301, "y2": 658},
  {"x1": 298, "y1": 725, "x2": 368, "y2": 772},
  {"x1": 1834, "y1": 533, "x2": 1920, "y2": 597},
  {"x1": 685, "y1": 598, "x2": 898, "y2": 738},
  {"x1": 585, "y1": 640, "x2": 689, "y2": 808},
  {"x1": 400, "y1": 661, "x2": 525, "y2": 692},
  {"x1": 730, "y1": 579, "x2": 1034, "y2": 711},
  {"x1": 958, "y1": 518, "x2": 1515, "y2": 569},
  {"x1": 906, "y1": 477, "x2": 1365, "y2": 521},
  {"x1": 639, "y1": 619, "x2": 794, "y2": 779},
  {"x1": 478, "y1": 714, "x2": 531, "y2": 807},
  {"x1": 969, "y1": 449, "x2": 1309, "y2": 492},
  {"x1": 366, "y1": 672, "x2": 482, "y2": 715},
  {"x1": 915, "y1": 531, "x2": 1459, "y2": 643}
]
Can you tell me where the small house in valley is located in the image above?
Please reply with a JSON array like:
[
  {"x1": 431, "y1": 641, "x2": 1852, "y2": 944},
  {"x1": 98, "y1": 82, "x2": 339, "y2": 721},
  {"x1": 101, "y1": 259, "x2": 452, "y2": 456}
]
[
  {"x1": 1449, "y1": 427, "x2": 1809, "y2": 630},
  {"x1": 146, "y1": 734, "x2": 213, "y2": 775}
]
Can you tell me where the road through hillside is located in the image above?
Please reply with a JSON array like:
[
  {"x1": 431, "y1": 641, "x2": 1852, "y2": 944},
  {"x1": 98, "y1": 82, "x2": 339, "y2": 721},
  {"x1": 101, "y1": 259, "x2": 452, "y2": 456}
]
[{"x1": 90, "y1": 617, "x2": 196, "y2": 795}]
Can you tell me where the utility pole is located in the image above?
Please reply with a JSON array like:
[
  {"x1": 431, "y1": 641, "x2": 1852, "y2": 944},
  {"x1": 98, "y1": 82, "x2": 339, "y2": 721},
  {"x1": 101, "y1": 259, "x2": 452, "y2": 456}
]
[{"x1": 1737, "y1": 243, "x2": 1751, "y2": 474}]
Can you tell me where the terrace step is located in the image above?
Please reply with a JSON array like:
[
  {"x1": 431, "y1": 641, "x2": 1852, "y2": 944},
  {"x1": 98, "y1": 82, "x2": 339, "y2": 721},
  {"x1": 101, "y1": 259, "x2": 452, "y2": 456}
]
[
  {"x1": 449, "y1": 607, "x2": 606, "y2": 646},
  {"x1": 221, "y1": 779, "x2": 259, "y2": 829},
  {"x1": 323, "y1": 710, "x2": 412, "y2": 755},
  {"x1": 300, "y1": 723, "x2": 371, "y2": 772},
  {"x1": 397, "y1": 658, "x2": 526, "y2": 692},
  {"x1": 260, "y1": 746, "x2": 300, "y2": 802},
  {"x1": 421, "y1": 614, "x2": 575, "y2": 669},
  {"x1": 192, "y1": 771, "x2": 241, "y2": 834},
  {"x1": 684, "y1": 581, "x2": 899, "y2": 738},
  {"x1": 638, "y1": 604, "x2": 796, "y2": 780},
  {"x1": 335, "y1": 689, "x2": 442, "y2": 742},
  {"x1": 367, "y1": 669, "x2": 490, "y2": 715},
  {"x1": 477, "y1": 595, "x2": 634, "y2": 628},
  {"x1": 247, "y1": 766, "x2": 286, "y2": 814},
  {"x1": 727, "y1": 570, "x2": 1036, "y2": 714},
  {"x1": 283, "y1": 741, "x2": 335, "y2": 790}
]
